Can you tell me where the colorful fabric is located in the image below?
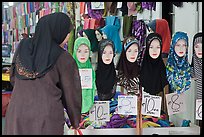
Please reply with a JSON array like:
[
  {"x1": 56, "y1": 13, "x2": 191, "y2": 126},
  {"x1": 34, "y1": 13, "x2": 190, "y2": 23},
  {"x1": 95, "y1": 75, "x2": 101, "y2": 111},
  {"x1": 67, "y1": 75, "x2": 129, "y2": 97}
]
[
  {"x1": 166, "y1": 31, "x2": 191, "y2": 94},
  {"x1": 132, "y1": 19, "x2": 147, "y2": 66}
]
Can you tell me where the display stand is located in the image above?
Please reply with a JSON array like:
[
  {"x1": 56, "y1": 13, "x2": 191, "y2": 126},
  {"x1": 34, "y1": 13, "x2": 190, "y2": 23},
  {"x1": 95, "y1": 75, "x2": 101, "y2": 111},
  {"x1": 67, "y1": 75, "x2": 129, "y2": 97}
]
[{"x1": 136, "y1": 85, "x2": 143, "y2": 135}]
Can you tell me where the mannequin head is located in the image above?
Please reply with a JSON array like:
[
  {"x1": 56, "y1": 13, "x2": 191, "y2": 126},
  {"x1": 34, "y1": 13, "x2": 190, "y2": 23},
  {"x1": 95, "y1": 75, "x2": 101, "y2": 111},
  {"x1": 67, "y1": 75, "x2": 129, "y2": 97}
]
[
  {"x1": 102, "y1": 44, "x2": 114, "y2": 64},
  {"x1": 174, "y1": 39, "x2": 187, "y2": 57},
  {"x1": 194, "y1": 35, "x2": 202, "y2": 58},
  {"x1": 149, "y1": 39, "x2": 161, "y2": 59},
  {"x1": 76, "y1": 44, "x2": 90, "y2": 63},
  {"x1": 126, "y1": 43, "x2": 139, "y2": 62},
  {"x1": 95, "y1": 29, "x2": 103, "y2": 41},
  {"x1": 123, "y1": 37, "x2": 140, "y2": 63}
]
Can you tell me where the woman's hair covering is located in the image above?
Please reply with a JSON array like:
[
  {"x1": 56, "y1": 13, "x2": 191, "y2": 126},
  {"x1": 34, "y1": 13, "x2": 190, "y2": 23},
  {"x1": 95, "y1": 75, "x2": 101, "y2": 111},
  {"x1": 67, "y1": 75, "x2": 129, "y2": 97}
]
[
  {"x1": 96, "y1": 39, "x2": 116, "y2": 100},
  {"x1": 140, "y1": 33, "x2": 168, "y2": 95},
  {"x1": 116, "y1": 36, "x2": 140, "y2": 95},
  {"x1": 14, "y1": 12, "x2": 73, "y2": 80},
  {"x1": 166, "y1": 31, "x2": 191, "y2": 94},
  {"x1": 72, "y1": 37, "x2": 96, "y2": 113},
  {"x1": 191, "y1": 32, "x2": 202, "y2": 99}
]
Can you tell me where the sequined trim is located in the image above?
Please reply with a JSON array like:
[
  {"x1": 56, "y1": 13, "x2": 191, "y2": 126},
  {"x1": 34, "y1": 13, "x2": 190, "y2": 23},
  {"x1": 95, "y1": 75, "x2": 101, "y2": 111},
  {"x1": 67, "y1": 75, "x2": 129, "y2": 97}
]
[{"x1": 15, "y1": 55, "x2": 39, "y2": 79}]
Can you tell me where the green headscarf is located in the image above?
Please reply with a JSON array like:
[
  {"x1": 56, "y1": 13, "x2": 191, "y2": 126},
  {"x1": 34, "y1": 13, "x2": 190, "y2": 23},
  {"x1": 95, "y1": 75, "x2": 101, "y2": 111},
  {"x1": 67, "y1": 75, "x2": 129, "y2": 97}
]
[{"x1": 73, "y1": 37, "x2": 96, "y2": 113}]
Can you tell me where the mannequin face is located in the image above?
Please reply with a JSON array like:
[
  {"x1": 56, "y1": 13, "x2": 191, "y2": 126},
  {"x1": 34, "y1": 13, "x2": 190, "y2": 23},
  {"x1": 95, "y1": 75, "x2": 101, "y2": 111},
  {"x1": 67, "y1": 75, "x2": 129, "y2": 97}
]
[
  {"x1": 60, "y1": 33, "x2": 71, "y2": 48},
  {"x1": 95, "y1": 30, "x2": 102, "y2": 41},
  {"x1": 102, "y1": 44, "x2": 114, "y2": 64},
  {"x1": 76, "y1": 44, "x2": 90, "y2": 63},
  {"x1": 126, "y1": 43, "x2": 139, "y2": 63},
  {"x1": 149, "y1": 39, "x2": 161, "y2": 59},
  {"x1": 174, "y1": 39, "x2": 187, "y2": 57},
  {"x1": 194, "y1": 43, "x2": 202, "y2": 58}
]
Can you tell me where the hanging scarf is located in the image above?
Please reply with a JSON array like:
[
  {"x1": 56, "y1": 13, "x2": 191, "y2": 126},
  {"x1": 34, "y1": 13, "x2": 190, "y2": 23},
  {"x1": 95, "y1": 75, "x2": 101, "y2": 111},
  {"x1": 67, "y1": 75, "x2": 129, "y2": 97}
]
[
  {"x1": 148, "y1": 19, "x2": 171, "y2": 57},
  {"x1": 140, "y1": 33, "x2": 168, "y2": 95},
  {"x1": 166, "y1": 31, "x2": 191, "y2": 94},
  {"x1": 83, "y1": 29, "x2": 99, "y2": 52},
  {"x1": 116, "y1": 36, "x2": 140, "y2": 95},
  {"x1": 141, "y1": 2, "x2": 156, "y2": 11},
  {"x1": 96, "y1": 39, "x2": 116, "y2": 101},
  {"x1": 86, "y1": 2, "x2": 103, "y2": 20},
  {"x1": 120, "y1": 2, "x2": 128, "y2": 16},
  {"x1": 101, "y1": 25, "x2": 122, "y2": 53},
  {"x1": 72, "y1": 37, "x2": 96, "y2": 113},
  {"x1": 123, "y1": 15, "x2": 133, "y2": 38},
  {"x1": 13, "y1": 12, "x2": 73, "y2": 80},
  {"x1": 132, "y1": 19, "x2": 147, "y2": 67},
  {"x1": 191, "y1": 32, "x2": 202, "y2": 99}
]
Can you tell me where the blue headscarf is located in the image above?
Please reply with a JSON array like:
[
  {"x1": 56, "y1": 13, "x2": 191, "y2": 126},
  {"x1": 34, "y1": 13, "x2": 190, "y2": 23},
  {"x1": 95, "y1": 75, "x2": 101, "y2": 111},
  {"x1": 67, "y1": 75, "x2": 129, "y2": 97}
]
[
  {"x1": 101, "y1": 25, "x2": 122, "y2": 53},
  {"x1": 166, "y1": 31, "x2": 191, "y2": 94}
]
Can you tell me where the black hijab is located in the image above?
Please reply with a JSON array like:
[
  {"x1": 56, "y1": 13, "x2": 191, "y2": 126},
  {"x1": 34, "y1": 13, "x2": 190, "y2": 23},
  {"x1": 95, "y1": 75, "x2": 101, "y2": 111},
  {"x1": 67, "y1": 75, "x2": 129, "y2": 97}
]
[
  {"x1": 13, "y1": 12, "x2": 73, "y2": 80},
  {"x1": 140, "y1": 33, "x2": 168, "y2": 95},
  {"x1": 116, "y1": 36, "x2": 140, "y2": 95},
  {"x1": 96, "y1": 39, "x2": 116, "y2": 100}
]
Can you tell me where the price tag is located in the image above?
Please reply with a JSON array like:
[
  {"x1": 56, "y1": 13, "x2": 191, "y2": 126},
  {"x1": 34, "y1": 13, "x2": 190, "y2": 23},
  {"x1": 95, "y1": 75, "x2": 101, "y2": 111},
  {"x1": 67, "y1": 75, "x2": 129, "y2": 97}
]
[
  {"x1": 196, "y1": 99, "x2": 202, "y2": 120},
  {"x1": 79, "y1": 69, "x2": 92, "y2": 89},
  {"x1": 166, "y1": 92, "x2": 186, "y2": 115},
  {"x1": 89, "y1": 101, "x2": 110, "y2": 121},
  {"x1": 118, "y1": 95, "x2": 137, "y2": 115},
  {"x1": 91, "y1": 2, "x2": 104, "y2": 9},
  {"x1": 141, "y1": 94, "x2": 162, "y2": 117}
]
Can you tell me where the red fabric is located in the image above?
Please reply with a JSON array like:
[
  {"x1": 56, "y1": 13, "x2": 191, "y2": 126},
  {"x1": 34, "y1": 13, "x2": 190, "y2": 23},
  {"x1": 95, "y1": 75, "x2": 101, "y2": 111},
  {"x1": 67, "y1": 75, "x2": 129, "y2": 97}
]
[
  {"x1": 156, "y1": 19, "x2": 171, "y2": 54},
  {"x1": 80, "y1": 2, "x2": 85, "y2": 15},
  {"x1": 2, "y1": 93, "x2": 12, "y2": 117}
]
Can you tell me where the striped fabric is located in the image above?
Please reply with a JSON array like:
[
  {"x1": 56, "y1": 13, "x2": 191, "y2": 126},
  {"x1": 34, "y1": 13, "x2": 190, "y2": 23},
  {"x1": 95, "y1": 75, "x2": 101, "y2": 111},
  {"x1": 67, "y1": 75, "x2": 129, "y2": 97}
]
[{"x1": 191, "y1": 34, "x2": 202, "y2": 99}]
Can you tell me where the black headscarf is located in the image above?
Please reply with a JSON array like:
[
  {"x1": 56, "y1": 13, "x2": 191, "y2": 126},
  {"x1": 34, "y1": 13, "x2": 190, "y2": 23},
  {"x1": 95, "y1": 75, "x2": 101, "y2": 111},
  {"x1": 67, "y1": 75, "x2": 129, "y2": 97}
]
[
  {"x1": 83, "y1": 29, "x2": 99, "y2": 52},
  {"x1": 116, "y1": 36, "x2": 140, "y2": 95},
  {"x1": 13, "y1": 12, "x2": 73, "y2": 80},
  {"x1": 96, "y1": 39, "x2": 116, "y2": 100},
  {"x1": 139, "y1": 33, "x2": 168, "y2": 95}
]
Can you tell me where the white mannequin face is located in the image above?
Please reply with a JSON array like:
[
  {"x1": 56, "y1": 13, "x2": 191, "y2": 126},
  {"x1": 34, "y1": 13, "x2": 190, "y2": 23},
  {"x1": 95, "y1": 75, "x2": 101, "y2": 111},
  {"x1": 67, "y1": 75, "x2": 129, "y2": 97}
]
[
  {"x1": 95, "y1": 30, "x2": 102, "y2": 41},
  {"x1": 126, "y1": 43, "x2": 139, "y2": 63},
  {"x1": 102, "y1": 45, "x2": 114, "y2": 64},
  {"x1": 194, "y1": 43, "x2": 202, "y2": 58},
  {"x1": 174, "y1": 39, "x2": 187, "y2": 57},
  {"x1": 76, "y1": 44, "x2": 90, "y2": 63},
  {"x1": 149, "y1": 39, "x2": 161, "y2": 59}
]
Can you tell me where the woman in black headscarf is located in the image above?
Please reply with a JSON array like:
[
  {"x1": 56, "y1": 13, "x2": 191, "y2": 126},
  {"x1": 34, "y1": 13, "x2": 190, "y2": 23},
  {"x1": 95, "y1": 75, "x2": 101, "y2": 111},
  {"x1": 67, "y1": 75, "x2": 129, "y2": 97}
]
[
  {"x1": 140, "y1": 33, "x2": 168, "y2": 95},
  {"x1": 4, "y1": 12, "x2": 82, "y2": 135},
  {"x1": 116, "y1": 36, "x2": 140, "y2": 95},
  {"x1": 96, "y1": 39, "x2": 116, "y2": 101}
]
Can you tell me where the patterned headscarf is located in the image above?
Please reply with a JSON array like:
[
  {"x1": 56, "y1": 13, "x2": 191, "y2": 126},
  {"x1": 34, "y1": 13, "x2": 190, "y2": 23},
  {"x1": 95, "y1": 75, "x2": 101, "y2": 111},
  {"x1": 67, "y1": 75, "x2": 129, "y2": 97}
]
[
  {"x1": 166, "y1": 31, "x2": 191, "y2": 94},
  {"x1": 191, "y1": 32, "x2": 202, "y2": 99}
]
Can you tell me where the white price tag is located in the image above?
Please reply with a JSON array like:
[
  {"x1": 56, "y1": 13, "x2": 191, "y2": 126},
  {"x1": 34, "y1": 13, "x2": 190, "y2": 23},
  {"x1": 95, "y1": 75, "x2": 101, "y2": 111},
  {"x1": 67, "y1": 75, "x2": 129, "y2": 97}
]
[
  {"x1": 89, "y1": 101, "x2": 110, "y2": 121},
  {"x1": 118, "y1": 95, "x2": 137, "y2": 115},
  {"x1": 196, "y1": 99, "x2": 202, "y2": 120},
  {"x1": 91, "y1": 2, "x2": 104, "y2": 10},
  {"x1": 166, "y1": 93, "x2": 186, "y2": 115},
  {"x1": 141, "y1": 94, "x2": 162, "y2": 117},
  {"x1": 79, "y1": 69, "x2": 92, "y2": 89}
]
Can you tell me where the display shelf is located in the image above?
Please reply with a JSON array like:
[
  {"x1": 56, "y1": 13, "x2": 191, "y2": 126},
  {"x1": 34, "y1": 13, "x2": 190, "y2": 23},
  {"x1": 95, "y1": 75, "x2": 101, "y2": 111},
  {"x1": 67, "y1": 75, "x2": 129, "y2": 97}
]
[{"x1": 65, "y1": 124, "x2": 200, "y2": 135}]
